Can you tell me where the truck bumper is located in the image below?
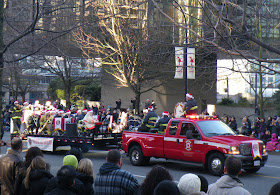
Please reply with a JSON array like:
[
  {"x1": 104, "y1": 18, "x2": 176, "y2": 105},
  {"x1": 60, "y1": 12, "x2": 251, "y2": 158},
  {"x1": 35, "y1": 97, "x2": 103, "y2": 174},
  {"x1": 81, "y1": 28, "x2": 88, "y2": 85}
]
[{"x1": 225, "y1": 153, "x2": 268, "y2": 169}]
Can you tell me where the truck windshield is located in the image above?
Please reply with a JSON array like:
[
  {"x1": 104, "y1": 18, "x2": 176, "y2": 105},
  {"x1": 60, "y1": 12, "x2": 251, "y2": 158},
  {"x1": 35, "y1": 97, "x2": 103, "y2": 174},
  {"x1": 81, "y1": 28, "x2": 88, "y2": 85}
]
[{"x1": 196, "y1": 120, "x2": 235, "y2": 137}]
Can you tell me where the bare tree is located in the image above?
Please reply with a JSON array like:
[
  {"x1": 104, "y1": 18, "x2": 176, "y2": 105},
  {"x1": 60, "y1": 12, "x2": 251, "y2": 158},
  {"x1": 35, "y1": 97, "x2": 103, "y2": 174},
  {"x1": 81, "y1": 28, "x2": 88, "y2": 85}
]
[{"x1": 74, "y1": 0, "x2": 174, "y2": 113}]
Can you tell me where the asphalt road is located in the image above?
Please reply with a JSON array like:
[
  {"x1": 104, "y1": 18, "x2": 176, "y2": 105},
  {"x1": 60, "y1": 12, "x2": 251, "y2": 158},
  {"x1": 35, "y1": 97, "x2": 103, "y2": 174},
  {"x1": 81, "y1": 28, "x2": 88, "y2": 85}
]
[{"x1": 1, "y1": 131, "x2": 279, "y2": 195}]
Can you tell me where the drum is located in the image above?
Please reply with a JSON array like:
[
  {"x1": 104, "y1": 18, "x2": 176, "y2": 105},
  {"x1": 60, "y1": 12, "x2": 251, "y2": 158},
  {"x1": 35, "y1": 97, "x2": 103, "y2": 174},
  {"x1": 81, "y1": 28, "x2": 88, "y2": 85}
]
[{"x1": 174, "y1": 102, "x2": 185, "y2": 118}]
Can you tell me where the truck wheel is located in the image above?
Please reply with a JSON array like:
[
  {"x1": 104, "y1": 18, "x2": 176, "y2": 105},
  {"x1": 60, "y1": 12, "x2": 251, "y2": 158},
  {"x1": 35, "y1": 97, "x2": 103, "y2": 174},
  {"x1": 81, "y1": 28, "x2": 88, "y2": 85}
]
[
  {"x1": 244, "y1": 168, "x2": 260, "y2": 173},
  {"x1": 208, "y1": 153, "x2": 225, "y2": 176},
  {"x1": 129, "y1": 146, "x2": 144, "y2": 166}
]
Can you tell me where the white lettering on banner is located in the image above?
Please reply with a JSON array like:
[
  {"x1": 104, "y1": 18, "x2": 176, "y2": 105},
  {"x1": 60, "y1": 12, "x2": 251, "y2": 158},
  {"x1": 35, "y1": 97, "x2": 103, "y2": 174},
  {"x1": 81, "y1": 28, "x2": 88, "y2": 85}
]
[
  {"x1": 27, "y1": 137, "x2": 54, "y2": 152},
  {"x1": 174, "y1": 47, "x2": 184, "y2": 79},
  {"x1": 251, "y1": 141, "x2": 262, "y2": 160},
  {"x1": 187, "y1": 48, "x2": 195, "y2": 79}
]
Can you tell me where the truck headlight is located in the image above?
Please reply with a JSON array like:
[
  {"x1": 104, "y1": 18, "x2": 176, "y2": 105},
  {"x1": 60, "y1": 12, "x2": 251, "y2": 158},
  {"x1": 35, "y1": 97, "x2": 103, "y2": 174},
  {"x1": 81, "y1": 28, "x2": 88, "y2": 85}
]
[{"x1": 228, "y1": 146, "x2": 240, "y2": 155}]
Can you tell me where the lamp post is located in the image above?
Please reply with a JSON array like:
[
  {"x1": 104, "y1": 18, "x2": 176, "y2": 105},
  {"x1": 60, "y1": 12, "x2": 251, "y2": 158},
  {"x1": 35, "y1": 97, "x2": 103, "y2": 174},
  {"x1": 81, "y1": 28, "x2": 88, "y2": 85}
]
[{"x1": 173, "y1": 0, "x2": 188, "y2": 97}]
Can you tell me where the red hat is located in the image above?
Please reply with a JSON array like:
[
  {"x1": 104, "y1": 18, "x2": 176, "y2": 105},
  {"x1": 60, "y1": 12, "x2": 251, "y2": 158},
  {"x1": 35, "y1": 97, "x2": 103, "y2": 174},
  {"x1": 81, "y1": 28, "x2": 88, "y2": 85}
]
[
  {"x1": 186, "y1": 93, "x2": 194, "y2": 99},
  {"x1": 162, "y1": 111, "x2": 169, "y2": 116},
  {"x1": 82, "y1": 109, "x2": 87, "y2": 112},
  {"x1": 88, "y1": 109, "x2": 93, "y2": 113},
  {"x1": 23, "y1": 101, "x2": 28, "y2": 105},
  {"x1": 14, "y1": 101, "x2": 19, "y2": 104},
  {"x1": 66, "y1": 110, "x2": 71, "y2": 113},
  {"x1": 77, "y1": 110, "x2": 81, "y2": 113},
  {"x1": 59, "y1": 109, "x2": 64, "y2": 114},
  {"x1": 148, "y1": 106, "x2": 153, "y2": 111},
  {"x1": 41, "y1": 109, "x2": 46, "y2": 113}
]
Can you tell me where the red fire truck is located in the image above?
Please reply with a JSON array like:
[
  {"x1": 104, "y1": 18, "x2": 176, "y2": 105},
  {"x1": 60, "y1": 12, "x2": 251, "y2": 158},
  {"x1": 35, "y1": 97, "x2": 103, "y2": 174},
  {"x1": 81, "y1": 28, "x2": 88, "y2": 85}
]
[{"x1": 122, "y1": 115, "x2": 268, "y2": 176}]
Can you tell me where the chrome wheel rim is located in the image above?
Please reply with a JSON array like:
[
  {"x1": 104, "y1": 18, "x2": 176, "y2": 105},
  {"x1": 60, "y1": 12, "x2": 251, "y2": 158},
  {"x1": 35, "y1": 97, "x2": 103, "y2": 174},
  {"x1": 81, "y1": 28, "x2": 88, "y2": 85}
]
[
  {"x1": 131, "y1": 150, "x2": 139, "y2": 162},
  {"x1": 211, "y1": 158, "x2": 222, "y2": 172}
]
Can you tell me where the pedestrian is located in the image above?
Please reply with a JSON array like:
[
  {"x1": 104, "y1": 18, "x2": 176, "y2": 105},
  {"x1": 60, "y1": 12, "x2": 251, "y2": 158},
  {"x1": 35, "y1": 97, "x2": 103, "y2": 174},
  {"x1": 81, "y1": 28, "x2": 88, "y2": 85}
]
[
  {"x1": 136, "y1": 164, "x2": 173, "y2": 195},
  {"x1": 131, "y1": 97, "x2": 136, "y2": 114},
  {"x1": 0, "y1": 137, "x2": 23, "y2": 195},
  {"x1": 116, "y1": 99, "x2": 121, "y2": 111},
  {"x1": 45, "y1": 155, "x2": 86, "y2": 195},
  {"x1": 155, "y1": 111, "x2": 171, "y2": 134},
  {"x1": 65, "y1": 147, "x2": 83, "y2": 162},
  {"x1": 177, "y1": 173, "x2": 201, "y2": 195},
  {"x1": 207, "y1": 156, "x2": 251, "y2": 195},
  {"x1": 145, "y1": 99, "x2": 151, "y2": 109},
  {"x1": 269, "y1": 182, "x2": 280, "y2": 195},
  {"x1": 14, "y1": 147, "x2": 44, "y2": 195},
  {"x1": 153, "y1": 180, "x2": 180, "y2": 195},
  {"x1": 21, "y1": 156, "x2": 53, "y2": 195},
  {"x1": 76, "y1": 158, "x2": 94, "y2": 195},
  {"x1": 229, "y1": 116, "x2": 238, "y2": 134},
  {"x1": 184, "y1": 93, "x2": 198, "y2": 115},
  {"x1": 44, "y1": 165, "x2": 78, "y2": 195},
  {"x1": 94, "y1": 149, "x2": 139, "y2": 195}
]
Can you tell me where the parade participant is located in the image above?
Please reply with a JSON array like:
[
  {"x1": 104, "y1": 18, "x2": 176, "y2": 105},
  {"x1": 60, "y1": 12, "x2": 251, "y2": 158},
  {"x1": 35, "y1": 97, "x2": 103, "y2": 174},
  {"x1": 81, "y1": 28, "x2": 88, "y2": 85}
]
[
  {"x1": 76, "y1": 110, "x2": 84, "y2": 124},
  {"x1": 39, "y1": 110, "x2": 53, "y2": 135},
  {"x1": 155, "y1": 111, "x2": 171, "y2": 134},
  {"x1": 184, "y1": 93, "x2": 198, "y2": 115},
  {"x1": 138, "y1": 106, "x2": 158, "y2": 132},
  {"x1": 82, "y1": 109, "x2": 87, "y2": 118},
  {"x1": 10, "y1": 101, "x2": 22, "y2": 133},
  {"x1": 55, "y1": 110, "x2": 64, "y2": 118},
  {"x1": 63, "y1": 110, "x2": 73, "y2": 118},
  {"x1": 83, "y1": 110, "x2": 96, "y2": 131}
]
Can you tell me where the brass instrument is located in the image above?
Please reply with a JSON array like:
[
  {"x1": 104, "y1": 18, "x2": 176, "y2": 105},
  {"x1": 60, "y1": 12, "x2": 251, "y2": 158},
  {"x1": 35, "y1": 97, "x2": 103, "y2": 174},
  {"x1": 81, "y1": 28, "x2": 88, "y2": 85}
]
[{"x1": 38, "y1": 115, "x2": 54, "y2": 134}]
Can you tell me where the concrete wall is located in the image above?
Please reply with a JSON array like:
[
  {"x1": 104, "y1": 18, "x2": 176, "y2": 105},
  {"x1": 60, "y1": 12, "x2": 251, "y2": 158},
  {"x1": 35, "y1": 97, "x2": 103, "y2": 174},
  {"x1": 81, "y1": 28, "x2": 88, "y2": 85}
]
[{"x1": 101, "y1": 51, "x2": 217, "y2": 115}]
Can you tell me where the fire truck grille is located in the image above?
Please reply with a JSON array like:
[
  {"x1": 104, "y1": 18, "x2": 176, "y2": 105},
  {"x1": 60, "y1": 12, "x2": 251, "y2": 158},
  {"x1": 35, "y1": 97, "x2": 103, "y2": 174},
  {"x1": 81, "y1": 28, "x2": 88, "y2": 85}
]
[{"x1": 239, "y1": 143, "x2": 251, "y2": 156}]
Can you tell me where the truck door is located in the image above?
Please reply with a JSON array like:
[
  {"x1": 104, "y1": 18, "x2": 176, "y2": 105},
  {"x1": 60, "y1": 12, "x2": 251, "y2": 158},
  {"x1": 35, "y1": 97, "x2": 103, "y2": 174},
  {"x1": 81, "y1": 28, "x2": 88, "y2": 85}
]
[
  {"x1": 178, "y1": 122, "x2": 202, "y2": 162},
  {"x1": 164, "y1": 120, "x2": 181, "y2": 160}
]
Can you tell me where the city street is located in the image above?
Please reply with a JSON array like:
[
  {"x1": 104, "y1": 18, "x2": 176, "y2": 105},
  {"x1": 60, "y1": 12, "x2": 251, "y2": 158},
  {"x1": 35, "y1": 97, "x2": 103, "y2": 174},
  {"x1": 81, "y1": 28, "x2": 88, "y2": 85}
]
[{"x1": 1, "y1": 131, "x2": 280, "y2": 195}]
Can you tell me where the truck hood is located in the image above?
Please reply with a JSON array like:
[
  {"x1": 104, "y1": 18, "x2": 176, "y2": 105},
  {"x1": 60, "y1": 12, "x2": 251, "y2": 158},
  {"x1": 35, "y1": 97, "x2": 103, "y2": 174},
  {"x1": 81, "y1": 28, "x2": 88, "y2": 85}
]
[{"x1": 206, "y1": 135, "x2": 262, "y2": 146}]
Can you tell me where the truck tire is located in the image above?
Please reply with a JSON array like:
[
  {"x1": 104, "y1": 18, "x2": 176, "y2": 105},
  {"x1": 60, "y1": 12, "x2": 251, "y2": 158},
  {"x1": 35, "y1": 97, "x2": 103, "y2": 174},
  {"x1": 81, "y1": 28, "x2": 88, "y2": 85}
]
[
  {"x1": 244, "y1": 167, "x2": 260, "y2": 173},
  {"x1": 208, "y1": 153, "x2": 225, "y2": 176},
  {"x1": 129, "y1": 146, "x2": 145, "y2": 166}
]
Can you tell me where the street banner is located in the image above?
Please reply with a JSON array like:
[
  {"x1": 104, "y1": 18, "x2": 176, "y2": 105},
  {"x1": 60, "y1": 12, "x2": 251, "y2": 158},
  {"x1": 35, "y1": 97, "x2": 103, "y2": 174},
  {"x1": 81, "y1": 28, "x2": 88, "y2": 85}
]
[
  {"x1": 53, "y1": 117, "x2": 64, "y2": 130},
  {"x1": 64, "y1": 118, "x2": 74, "y2": 130},
  {"x1": 187, "y1": 48, "x2": 195, "y2": 79},
  {"x1": 27, "y1": 137, "x2": 54, "y2": 152},
  {"x1": 174, "y1": 47, "x2": 184, "y2": 79}
]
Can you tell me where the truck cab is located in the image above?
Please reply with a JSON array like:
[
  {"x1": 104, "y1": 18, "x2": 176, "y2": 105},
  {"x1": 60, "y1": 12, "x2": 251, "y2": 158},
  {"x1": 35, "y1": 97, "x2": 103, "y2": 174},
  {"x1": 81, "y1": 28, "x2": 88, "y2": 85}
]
[{"x1": 123, "y1": 115, "x2": 268, "y2": 176}]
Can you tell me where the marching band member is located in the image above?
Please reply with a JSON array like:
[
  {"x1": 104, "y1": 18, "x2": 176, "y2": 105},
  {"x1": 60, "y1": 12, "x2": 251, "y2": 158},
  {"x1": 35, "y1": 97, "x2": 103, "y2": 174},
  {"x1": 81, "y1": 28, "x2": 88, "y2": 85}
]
[{"x1": 83, "y1": 110, "x2": 95, "y2": 131}]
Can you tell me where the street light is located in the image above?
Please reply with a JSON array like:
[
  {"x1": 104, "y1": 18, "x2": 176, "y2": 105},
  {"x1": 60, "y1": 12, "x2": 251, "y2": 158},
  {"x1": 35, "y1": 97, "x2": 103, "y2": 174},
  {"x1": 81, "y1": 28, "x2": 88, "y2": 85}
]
[{"x1": 173, "y1": 0, "x2": 188, "y2": 97}]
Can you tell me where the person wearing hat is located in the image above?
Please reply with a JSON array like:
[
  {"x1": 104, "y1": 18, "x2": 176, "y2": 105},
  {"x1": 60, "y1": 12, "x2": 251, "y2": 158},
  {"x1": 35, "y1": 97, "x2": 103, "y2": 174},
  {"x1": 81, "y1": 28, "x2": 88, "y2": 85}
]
[
  {"x1": 155, "y1": 111, "x2": 171, "y2": 134},
  {"x1": 177, "y1": 173, "x2": 201, "y2": 195},
  {"x1": 82, "y1": 109, "x2": 87, "y2": 118},
  {"x1": 184, "y1": 93, "x2": 198, "y2": 115},
  {"x1": 63, "y1": 110, "x2": 73, "y2": 119},
  {"x1": 138, "y1": 106, "x2": 158, "y2": 132},
  {"x1": 45, "y1": 155, "x2": 86, "y2": 195},
  {"x1": 10, "y1": 101, "x2": 22, "y2": 134}
]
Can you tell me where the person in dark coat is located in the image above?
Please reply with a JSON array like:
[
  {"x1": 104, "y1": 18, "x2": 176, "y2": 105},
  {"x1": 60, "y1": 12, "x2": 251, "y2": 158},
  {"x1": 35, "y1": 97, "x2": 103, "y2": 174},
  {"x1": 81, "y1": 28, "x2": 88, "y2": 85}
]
[
  {"x1": 20, "y1": 156, "x2": 53, "y2": 195},
  {"x1": 76, "y1": 158, "x2": 94, "y2": 195},
  {"x1": 15, "y1": 147, "x2": 44, "y2": 195},
  {"x1": 44, "y1": 165, "x2": 78, "y2": 195},
  {"x1": 138, "y1": 106, "x2": 158, "y2": 132},
  {"x1": 116, "y1": 99, "x2": 121, "y2": 110},
  {"x1": 155, "y1": 112, "x2": 171, "y2": 134},
  {"x1": 184, "y1": 93, "x2": 198, "y2": 115},
  {"x1": 0, "y1": 137, "x2": 23, "y2": 195},
  {"x1": 229, "y1": 116, "x2": 238, "y2": 134},
  {"x1": 44, "y1": 155, "x2": 85, "y2": 195}
]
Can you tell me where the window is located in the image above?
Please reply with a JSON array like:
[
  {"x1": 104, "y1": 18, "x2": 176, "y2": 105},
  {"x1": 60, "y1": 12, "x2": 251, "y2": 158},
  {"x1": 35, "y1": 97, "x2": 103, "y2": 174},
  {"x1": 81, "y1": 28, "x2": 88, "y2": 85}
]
[
  {"x1": 180, "y1": 123, "x2": 196, "y2": 136},
  {"x1": 169, "y1": 121, "x2": 179, "y2": 135}
]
